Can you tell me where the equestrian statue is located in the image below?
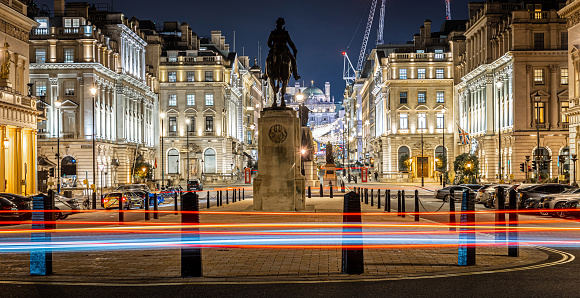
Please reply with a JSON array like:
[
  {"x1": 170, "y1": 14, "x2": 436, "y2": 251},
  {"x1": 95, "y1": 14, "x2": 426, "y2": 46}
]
[{"x1": 266, "y1": 18, "x2": 300, "y2": 108}]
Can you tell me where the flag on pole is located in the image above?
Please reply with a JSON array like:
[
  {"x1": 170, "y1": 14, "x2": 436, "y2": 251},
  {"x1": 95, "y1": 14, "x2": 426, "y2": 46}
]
[{"x1": 458, "y1": 124, "x2": 470, "y2": 145}]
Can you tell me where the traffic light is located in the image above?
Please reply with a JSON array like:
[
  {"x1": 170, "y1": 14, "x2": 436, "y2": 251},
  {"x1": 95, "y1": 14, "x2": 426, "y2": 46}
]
[
  {"x1": 543, "y1": 160, "x2": 550, "y2": 170},
  {"x1": 519, "y1": 163, "x2": 525, "y2": 172},
  {"x1": 532, "y1": 161, "x2": 537, "y2": 170}
]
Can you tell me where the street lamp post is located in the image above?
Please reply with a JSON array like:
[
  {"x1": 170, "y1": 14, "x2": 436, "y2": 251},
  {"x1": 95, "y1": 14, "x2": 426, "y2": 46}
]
[
  {"x1": 301, "y1": 149, "x2": 306, "y2": 176},
  {"x1": 185, "y1": 118, "x2": 191, "y2": 184},
  {"x1": 572, "y1": 154, "x2": 578, "y2": 187},
  {"x1": 442, "y1": 109, "x2": 446, "y2": 188},
  {"x1": 54, "y1": 100, "x2": 62, "y2": 193},
  {"x1": 160, "y1": 112, "x2": 166, "y2": 190},
  {"x1": 534, "y1": 93, "x2": 541, "y2": 181},
  {"x1": 525, "y1": 155, "x2": 530, "y2": 183},
  {"x1": 90, "y1": 86, "x2": 97, "y2": 203},
  {"x1": 421, "y1": 125, "x2": 424, "y2": 187},
  {"x1": 496, "y1": 80, "x2": 504, "y2": 183}
]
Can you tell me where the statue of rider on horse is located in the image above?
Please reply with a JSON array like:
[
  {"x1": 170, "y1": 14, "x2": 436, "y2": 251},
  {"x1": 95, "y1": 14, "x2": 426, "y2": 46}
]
[{"x1": 265, "y1": 18, "x2": 300, "y2": 108}]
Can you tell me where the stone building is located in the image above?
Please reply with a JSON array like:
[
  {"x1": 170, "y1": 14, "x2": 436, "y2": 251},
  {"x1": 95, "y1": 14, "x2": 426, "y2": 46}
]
[
  {"x1": 560, "y1": 0, "x2": 580, "y2": 184},
  {"x1": 285, "y1": 81, "x2": 337, "y2": 127},
  {"x1": 153, "y1": 22, "x2": 262, "y2": 185},
  {"x1": 354, "y1": 20, "x2": 463, "y2": 181},
  {"x1": 456, "y1": 0, "x2": 569, "y2": 183},
  {"x1": 0, "y1": 0, "x2": 39, "y2": 195},
  {"x1": 29, "y1": 0, "x2": 158, "y2": 191}
]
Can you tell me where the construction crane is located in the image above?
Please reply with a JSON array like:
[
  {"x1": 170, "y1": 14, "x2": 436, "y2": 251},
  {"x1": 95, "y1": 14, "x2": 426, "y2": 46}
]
[{"x1": 446, "y1": 0, "x2": 451, "y2": 20}]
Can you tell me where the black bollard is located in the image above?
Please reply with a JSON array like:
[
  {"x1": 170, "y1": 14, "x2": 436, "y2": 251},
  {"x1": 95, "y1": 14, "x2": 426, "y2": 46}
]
[
  {"x1": 397, "y1": 190, "x2": 401, "y2": 215},
  {"x1": 320, "y1": 183, "x2": 323, "y2": 197},
  {"x1": 330, "y1": 181, "x2": 334, "y2": 198},
  {"x1": 341, "y1": 191, "x2": 364, "y2": 275},
  {"x1": 181, "y1": 192, "x2": 202, "y2": 277},
  {"x1": 234, "y1": 189, "x2": 237, "y2": 203},
  {"x1": 226, "y1": 190, "x2": 229, "y2": 205},
  {"x1": 308, "y1": 186, "x2": 311, "y2": 198},
  {"x1": 449, "y1": 189, "x2": 456, "y2": 232},
  {"x1": 341, "y1": 180, "x2": 345, "y2": 193},
  {"x1": 174, "y1": 192, "x2": 178, "y2": 215},
  {"x1": 508, "y1": 189, "x2": 519, "y2": 257},
  {"x1": 458, "y1": 189, "x2": 476, "y2": 266},
  {"x1": 144, "y1": 195, "x2": 150, "y2": 221},
  {"x1": 242, "y1": 188, "x2": 245, "y2": 200},
  {"x1": 414, "y1": 190, "x2": 419, "y2": 222},
  {"x1": 370, "y1": 189, "x2": 374, "y2": 207},
  {"x1": 153, "y1": 194, "x2": 159, "y2": 220},
  {"x1": 30, "y1": 192, "x2": 55, "y2": 276},
  {"x1": 238, "y1": 189, "x2": 241, "y2": 202},
  {"x1": 377, "y1": 189, "x2": 381, "y2": 209},
  {"x1": 119, "y1": 193, "x2": 125, "y2": 222},
  {"x1": 207, "y1": 191, "x2": 210, "y2": 209},
  {"x1": 385, "y1": 190, "x2": 390, "y2": 212},
  {"x1": 365, "y1": 189, "x2": 369, "y2": 204},
  {"x1": 495, "y1": 187, "x2": 506, "y2": 244},
  {"x1": 92, "y1": 191, "x2": 97, "y2": 209},
  {"x1": 401, "y1": 190, "x2": 406, "y2": 218}
]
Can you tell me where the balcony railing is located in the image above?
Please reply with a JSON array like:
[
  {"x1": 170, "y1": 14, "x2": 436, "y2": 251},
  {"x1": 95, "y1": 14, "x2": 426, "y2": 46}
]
[
  {"x1": 390, "y1": 52, "x2": 448, "y2": 61},
  {"x1": 204, "y1": 131, "x2": 216, "y2": 137}
]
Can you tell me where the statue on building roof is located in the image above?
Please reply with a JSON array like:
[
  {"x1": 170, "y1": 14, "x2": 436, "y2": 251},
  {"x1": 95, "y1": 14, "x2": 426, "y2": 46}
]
[{"x1": 0, "y1": 42, "x2": 11, "y2": 80}]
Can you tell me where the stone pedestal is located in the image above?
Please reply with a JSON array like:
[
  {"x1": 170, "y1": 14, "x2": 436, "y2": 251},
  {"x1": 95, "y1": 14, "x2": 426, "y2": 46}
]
[
  {"x1": 253, "y1": 108, "x2": 305, "y2": 211},
  {"x1": 324, "y1": 164, "x2": 337, "y2": 186},
  {"x1": 303, "y1": 160, "x2": 318, "y2": 188}
]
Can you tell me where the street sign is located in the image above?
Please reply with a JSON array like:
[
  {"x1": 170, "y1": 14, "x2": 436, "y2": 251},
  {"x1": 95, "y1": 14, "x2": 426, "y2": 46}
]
[{"x1": 98, "y1": 164, "x2": 105, "y2": 171}]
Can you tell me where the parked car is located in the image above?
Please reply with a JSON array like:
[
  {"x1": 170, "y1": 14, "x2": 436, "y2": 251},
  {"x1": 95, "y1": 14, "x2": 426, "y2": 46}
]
[
  {"x1": 517, "y1": 184, "x2": 577, "y2": 209},
  {"x1": 460, "y1": 184, "x2": 484, "y2": 191},
  {"x1": 435, "y1": 185, "x2": 477, "y2": 201},
  {"x1": 53, "y1": 194, "x2": 81, "y2": 219},
  {"x1": 0, "y1": 197, "x2": 24, "y2": 222},
  {"x1": 115, "y1": 184, "x2": 161, "y2": 204},
  {"x1": 187, "y1": 180, "x2": 203, "y2": 191},
  {"x1": 102, "y1": 192, "x2": 144, "y2": 209},
  {"x1": 0, "y1": 193, "x2": 32, "y2": 220},
  {"x1": 539, "y1": 188, "x2": 580, "y2": 217},
  {"x1": 481, "y1": 185, "x2": 513, "y2": 208}
]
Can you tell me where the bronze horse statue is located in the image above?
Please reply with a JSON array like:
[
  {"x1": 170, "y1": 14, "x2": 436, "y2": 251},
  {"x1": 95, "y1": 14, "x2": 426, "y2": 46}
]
[{"x1": 266, "y1": 18, "x2": 300, "y2": 108}]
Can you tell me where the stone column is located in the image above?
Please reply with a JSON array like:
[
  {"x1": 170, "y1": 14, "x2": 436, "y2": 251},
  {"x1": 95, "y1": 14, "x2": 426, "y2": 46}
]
[
  {"x1": 14, "y1": 128, "x2": 23, "y2": 194},
  {"x1": 526, "y1": 65, "x2": 532, "y2": 128},
  {"x1": 550, "y1": 65, "x2": 559, "y2": 129},
  {"x1": 0, "y1": 126, "x2": 5, "y2": 192}
]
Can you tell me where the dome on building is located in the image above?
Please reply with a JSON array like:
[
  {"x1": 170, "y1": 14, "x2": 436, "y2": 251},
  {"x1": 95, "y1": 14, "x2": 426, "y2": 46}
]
[{"x1": 302, "y1": 86, "x2": 324, "y2": 97}]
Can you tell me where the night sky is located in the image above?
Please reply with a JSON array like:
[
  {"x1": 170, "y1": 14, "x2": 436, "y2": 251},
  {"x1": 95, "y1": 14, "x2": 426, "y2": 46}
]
[{"x1": 34, "y1": 0, "x2": 474, "y2": 101}]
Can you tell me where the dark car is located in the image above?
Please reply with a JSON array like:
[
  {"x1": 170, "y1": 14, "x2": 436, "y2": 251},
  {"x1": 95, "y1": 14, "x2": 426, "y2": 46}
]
[
  {"x1": 0, "y1": 197, "x2": 25, "y2": 222},
  {"x1": 0, "y1": 193, "x2": 32, "y2": 220},
  {"x1": 435, "y1": 185, "x2": 477, "y2": 201},
  {"x1": 517, "y1": 184, "x2": 576, "y2": 209},
  {"x1": 115, "y1": 184, "x2": 161, "y2": 204},
  {"x1": 187, "y1": 180, "x2": 203, "y2": 191}
]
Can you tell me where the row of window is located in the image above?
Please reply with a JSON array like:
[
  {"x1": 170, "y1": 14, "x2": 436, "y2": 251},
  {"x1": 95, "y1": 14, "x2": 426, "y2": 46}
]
[
  {"x1": 533, "y1": 32, "x2": 568, "y2": 51},
  {"x1": 533, "y1": 68, "x2": 568, "y2": 85},
  {"x1": 34, "y1": 48, "x2": 75, "y2": 64},
  {"x1": 167, "y1": 94, "x2": 214, "y2": 107},
  {"x1": 398, "y1": 68, "x2": 445, "y2": 79},
  {"x1": 167, "y1": 116, "x2": 213, "y2": 132},
  {"x1": 167, "y1": 71, "x2": 214, "y2": 83},
  {"x1": 399, "y1": 113, "x2": 446, "y2": 130},
  {"x1": 34, "y1": 80, "x2": 75, "y2": 96},
  {"x1": 400, "y1": 91, "x2": 445, "y2": 104},
  {"x1": 532, "y1": 101, "x2": 570, "y2": 124}
]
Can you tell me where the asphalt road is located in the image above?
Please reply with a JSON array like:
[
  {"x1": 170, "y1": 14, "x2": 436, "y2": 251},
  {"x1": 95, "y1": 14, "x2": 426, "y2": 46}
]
[{"x1": 3, "y1": 184, "x2": 580, "y2": 297}]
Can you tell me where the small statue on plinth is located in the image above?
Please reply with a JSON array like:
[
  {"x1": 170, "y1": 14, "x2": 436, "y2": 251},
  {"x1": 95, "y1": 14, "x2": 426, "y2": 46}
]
[
  {"x1": 265, "y1": 18, "x2": 300, "y2": 108},
  {"x1": 326, "y1": 142, "x2": 335, "y2": 165}
]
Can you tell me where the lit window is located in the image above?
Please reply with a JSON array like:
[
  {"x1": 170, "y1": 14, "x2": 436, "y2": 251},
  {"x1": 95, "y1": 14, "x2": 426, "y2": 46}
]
[
  {"x1": 561, "y1": 68, "x2": 569, "y2": 85},
  {"x1": 64, "y1": 48, "x2": 74, "y2": 63},
  {"x1": 535, "y1": 102, "x2": 545, "y2": 124},
  {"x1": 400, "y1": 92, "x2": 408, "y2": 104},
  {"x1": 436, "y1": 68, "x2": 444, "y2": 79},
  {"x1": 534, "y1": 69, "x2": 545, "y2": 85},
  {"x1": 36, "y1": 18, "x2": 48, "y2": 28},
  {"x1": 562, "y1": 101, "x2": 569, "y2": 123},
  {"x1": 205, "y1": 71, "x2": 214, "y2": 82},
  {"x1": 436, "y1": 91, "x2": 445, "y2": 103},
  {"x1": 205, "y1": 94, "x2": 214, "y2": 106},
  {"x1": 168, "y1": 95, "x2": 177, "y2": 106},
  {"x1": 35, "y1": 49, "x2": 46, "y2": 63},
  {"x1": 399, "y1": 69, "x2": 407, "y2": 79},
  {"x1": 64, "y1": 18, "x2": 72, "y2": 28},
  {"x1": 168, "y1": 52, "x2": 177, "y2": 63},
  {"x1": 168, "y1": 71, "x2": 177, "y2": 83},
  {"x1": 399, "y1": 113, "x2": 408, "y2": 129},
  {"x1": 35, "y1": 81, "x2": 46, "y2": 96},
  {"x1": 418, "y1": 68, "x2": 426, "y2": 79},
  {"x1": 187, "y1": 71, "x2": 195, "y2": 82},
  {"x1": 418, "y1": 91, "x2": 426, "y2": 103},
  {"x1": 205, "y1": 116, "x2": 214, "y2": 132},
  {"x1": 187, "y1": 94, "x2": 195, "y2": 106},
  {"x1": 437, "y1": 113, "x2": 444, "y2": 129},
  {"x1": 64, "y1": 80, "x2": 75, "y2": 96},
  {"x1": 418, "y1": 113, "x2": 426, "y2": 129},
  {"x1": 187, "y1": 117, "x2": 195, "y2": 132},
  {"x1": 72, "y1": 18, "x2": 80, "y2": 27},
  {"x1": 169, "y1": 117, "x2": 177, "y2": 132}
]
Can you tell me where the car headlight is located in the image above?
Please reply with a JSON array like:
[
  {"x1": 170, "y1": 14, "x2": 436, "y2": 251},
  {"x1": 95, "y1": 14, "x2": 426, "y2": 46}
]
[{"x1": 543, "y1": 197, "x2": 554, "y2": 202}]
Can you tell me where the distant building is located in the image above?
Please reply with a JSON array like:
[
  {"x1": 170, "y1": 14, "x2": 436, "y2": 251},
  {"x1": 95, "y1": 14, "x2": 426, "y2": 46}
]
[
  {"x1": 285, "y1": 81, "x2": 337, "y2": 127},
  {"x1": 0, "y1": 0, "x2": 39, "y2": 195}
]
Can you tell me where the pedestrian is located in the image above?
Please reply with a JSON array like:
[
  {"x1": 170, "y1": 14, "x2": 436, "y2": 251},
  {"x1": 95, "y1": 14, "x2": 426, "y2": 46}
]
[{"x1": 374, "y1": 171, "x2": 378, "y2": 182}]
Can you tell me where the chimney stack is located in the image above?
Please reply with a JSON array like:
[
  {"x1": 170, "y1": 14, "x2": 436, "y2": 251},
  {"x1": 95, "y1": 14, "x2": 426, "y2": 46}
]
[{"x1": 54, "y1": 0, "x2": 65, "y2": 16}]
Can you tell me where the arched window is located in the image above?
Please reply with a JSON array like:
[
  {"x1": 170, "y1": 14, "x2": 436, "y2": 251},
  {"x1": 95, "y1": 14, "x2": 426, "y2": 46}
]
[
  {"x1": 534, "y1": 147, "x2": 550, "y2": 177},
  {"x1": 168, "y1": 149, "x2": 179, "y2": 174},
  {"x1": 398, "y1": 146, "x2": 410, "y2": 172},
  {"x1": 435, "y1": 146, "x2": 447, "y2": 171},
  {"x1": 61, "y1": 156, "x2": 77, "y2": 176},
  {"x1": 204, "y1": 148, "x2": 216, "y2": 174}
]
